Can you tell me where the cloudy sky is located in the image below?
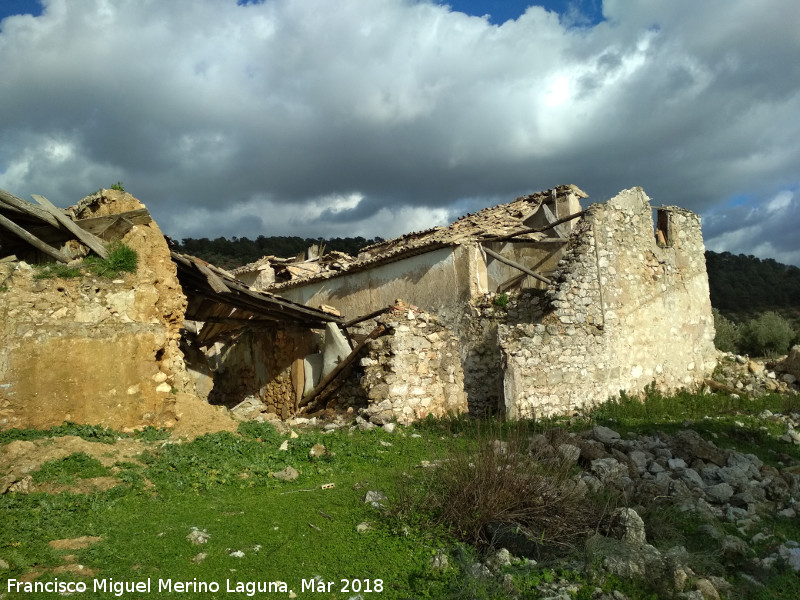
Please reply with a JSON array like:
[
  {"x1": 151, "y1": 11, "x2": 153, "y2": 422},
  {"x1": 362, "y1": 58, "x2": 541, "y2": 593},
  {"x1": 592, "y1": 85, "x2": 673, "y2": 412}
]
[{"x1": 1, "y1": 1, "x2": 798, "y2": 265}]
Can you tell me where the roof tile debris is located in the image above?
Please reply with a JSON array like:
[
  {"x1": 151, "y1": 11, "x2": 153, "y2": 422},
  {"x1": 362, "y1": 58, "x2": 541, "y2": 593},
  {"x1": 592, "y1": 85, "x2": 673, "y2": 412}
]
[{"x1": 234, "y1": 184, "x2": 587, "y2": 289}]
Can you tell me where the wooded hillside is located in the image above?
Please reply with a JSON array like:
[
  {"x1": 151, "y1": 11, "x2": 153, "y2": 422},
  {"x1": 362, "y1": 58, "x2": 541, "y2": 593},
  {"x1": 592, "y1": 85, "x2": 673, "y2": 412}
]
[
  {"x1": 173, "y1": 236, "x2": 800, "y2": 321},
  {"x1": 176, "y1": 235, "x2": 384, "y2": 270}
]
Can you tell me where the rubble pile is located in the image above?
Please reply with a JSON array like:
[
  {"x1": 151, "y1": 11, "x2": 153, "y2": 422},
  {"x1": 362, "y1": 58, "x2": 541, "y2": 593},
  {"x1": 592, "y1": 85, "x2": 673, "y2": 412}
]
[{"x1": 443, "y1": 422, "x2": 800, "y2": 598}]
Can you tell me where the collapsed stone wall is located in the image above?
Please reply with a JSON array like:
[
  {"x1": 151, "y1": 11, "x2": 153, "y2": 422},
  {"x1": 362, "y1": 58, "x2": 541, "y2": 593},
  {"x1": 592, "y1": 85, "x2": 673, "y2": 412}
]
[
  {"x1": 0, "y1": 190, "x2": 202, "y2": 430},
  {"x1": 500, "y1": 188, "x2": 717, "y2": 418},
  {"x1": 356, "y1": 302, "x2": 468, "y2": 425}
]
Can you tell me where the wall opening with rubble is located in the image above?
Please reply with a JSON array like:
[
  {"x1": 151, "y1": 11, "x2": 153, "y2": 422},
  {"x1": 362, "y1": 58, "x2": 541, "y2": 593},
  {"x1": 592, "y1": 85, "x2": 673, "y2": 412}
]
[
  {"x1": 499, "y1": 187, "x2": 717, "y2": 418},
  {"x1": 199, "y1": 323, "x2": 318, "y2": 419}
]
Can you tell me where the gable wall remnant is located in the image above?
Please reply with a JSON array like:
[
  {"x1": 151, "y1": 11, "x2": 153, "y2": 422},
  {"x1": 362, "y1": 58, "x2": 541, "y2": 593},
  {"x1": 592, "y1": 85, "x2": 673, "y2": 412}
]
[
  {"x1": 0, "y1": 190, "x2": 210, "y2": 431},
  {"x1": 500, "y1": 187, "x2": 717, "y2": 418},
  {"x1": 277, "y1": 246, "x2": 475, "y2": 323}
]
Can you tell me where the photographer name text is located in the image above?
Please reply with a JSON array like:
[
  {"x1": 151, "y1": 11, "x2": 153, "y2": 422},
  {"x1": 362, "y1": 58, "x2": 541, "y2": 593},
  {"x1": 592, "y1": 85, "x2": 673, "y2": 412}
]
[{"x1": 7, "y1": 577, "x2": 384, "y2": 596}]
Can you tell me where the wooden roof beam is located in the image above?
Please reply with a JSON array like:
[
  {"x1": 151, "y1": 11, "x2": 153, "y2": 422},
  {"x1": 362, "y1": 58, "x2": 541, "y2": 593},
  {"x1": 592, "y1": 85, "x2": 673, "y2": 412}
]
[
  {"x1": 482, "y1": 245, "x2": 552, "y2": 286},
  {"x1": 31, "y1": 194, "x2": 109, "y2": 259},
  {"x1": 0, "y1": 212, "x2": 71, "y2": 263}
]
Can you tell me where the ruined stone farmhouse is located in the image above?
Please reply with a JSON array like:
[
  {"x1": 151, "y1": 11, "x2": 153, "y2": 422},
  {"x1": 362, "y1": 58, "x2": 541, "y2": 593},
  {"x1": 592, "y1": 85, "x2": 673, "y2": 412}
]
[
  {"x1": 235, "y1": 184, "x2": 717, "y2": 423},
  {"x1": 0, "y1": 184, "x2": 717, "y2": 430}
]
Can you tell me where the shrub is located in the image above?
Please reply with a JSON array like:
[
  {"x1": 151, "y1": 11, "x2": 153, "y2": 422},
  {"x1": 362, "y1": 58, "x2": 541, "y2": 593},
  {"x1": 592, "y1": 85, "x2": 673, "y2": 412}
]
[
  {"x1": 398, "y1": 421, "x2": 611, "y2": 557},
  {"x1": 493, "y1": 293, "x2": 510, "y2": 308},
  {"x1": 712, "y1": 308, "x2": 739, "y2": 353},
  {"x1": 110, "y1": 182, "x2": 125, "y2": 192},
  {"x1": 738, "y1": 311, "x2": 795, "y2": 357}
]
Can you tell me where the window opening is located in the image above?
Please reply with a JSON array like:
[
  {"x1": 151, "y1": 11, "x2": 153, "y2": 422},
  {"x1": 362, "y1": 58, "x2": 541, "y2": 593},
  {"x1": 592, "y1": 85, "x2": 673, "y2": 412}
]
[{"x1": 655, "y1": 209, "x2": 672, "y2": 247}]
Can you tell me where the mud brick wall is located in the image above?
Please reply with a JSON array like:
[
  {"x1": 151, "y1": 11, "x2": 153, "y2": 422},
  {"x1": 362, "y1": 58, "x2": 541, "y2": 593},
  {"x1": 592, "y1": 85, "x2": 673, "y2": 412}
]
[
  {"x1": 357, "y1": 302, "x2": 468, "y2": 425},
  {"x1": 500, "y1": 187, "x2": 717, "y2": 418},
  {"x1": 0, "y1": 191, "x2": 195, "y2": 430}
]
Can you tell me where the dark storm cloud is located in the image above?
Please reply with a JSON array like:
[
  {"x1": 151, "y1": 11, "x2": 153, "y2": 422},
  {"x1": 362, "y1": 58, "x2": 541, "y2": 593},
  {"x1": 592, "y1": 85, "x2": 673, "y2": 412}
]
[{"x1": 0, "y1": 0, "x2": 798, "y2": 262}]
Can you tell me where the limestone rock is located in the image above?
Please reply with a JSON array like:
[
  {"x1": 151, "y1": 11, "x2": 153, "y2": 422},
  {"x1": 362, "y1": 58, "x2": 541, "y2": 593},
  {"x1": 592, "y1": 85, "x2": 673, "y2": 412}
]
[
  {"x1": 364, "y1": 490, "x2": 387, "y2": 508},
  {"x1": 485, "y1": 548, "x2": 512, "y2": 573},
  {"x1": 591, "y1": 457, "x2": 627, "y2": 483},
  {"x1": 186, "y1": 527, "x2": 210, "y2": 545},
  {"x1": 592, "y1": 425, "x2": 621, "y2": 445},
  {"x1": 271, "y1": 466, "x2": 299, "y2": 481},
  {"x1": 704, "y1": 482, "x2": 734, "y2": 504},
  {"x1": 668, "y1": 430, "x2": 727, "y2": 467},
  {"x1": 557, "y1": 443, "x2": 581, "y2": 466},
  {"x1": 608, "y1": 508, "x2": 647, "y2": 546},
  {"x1": 776, "y1": 345, "x2": 800, "y2": 379},
  {"x1": 694, "y1": 578, "x2": 720, "y2": 600}
]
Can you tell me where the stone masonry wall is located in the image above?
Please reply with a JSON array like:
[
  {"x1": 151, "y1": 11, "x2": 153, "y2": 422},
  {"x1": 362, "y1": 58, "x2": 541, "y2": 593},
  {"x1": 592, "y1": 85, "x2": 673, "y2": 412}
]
[
  {"x1": 500, "y1": 187, "x2": 717, "y2": 418},
  {"x1": 0, "y1": 190, "x2": 199, "y2": 430},
  {"x1": 357, "y1": 302, "x2": 468, "y2": 425}
]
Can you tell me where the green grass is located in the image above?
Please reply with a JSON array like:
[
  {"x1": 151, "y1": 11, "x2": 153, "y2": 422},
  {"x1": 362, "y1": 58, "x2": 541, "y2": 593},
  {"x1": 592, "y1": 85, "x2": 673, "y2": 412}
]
[
  {"x1": 32, "y1": 453, "x2": 110, "y2": 485},
  {"x1": 29, "y1": 243, "x2": 138, "y2": 282},
  {"x1": 2, "y1": 391, "x2": 800, "y2": 598},
  {"x1": 83, "y1": 242, "x2": 138, "y2": 278},
  {"x1": 0, "y1": 423, "x2": 170, "y2": 446},
  {"x1": 0, "y1": 423, "x2": 464, "y2": 598},
  {"x1": 33, "y1": 263, "x2": 82, "y2": 280},
  {"x1": 588, "y1": 386, "x2": 800, "y2": 466}
]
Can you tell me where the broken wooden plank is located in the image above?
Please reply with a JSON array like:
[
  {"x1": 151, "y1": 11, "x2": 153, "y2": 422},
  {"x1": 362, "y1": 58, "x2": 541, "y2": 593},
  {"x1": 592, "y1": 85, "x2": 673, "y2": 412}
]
[
  {"x1": 703, "y1": 378, "x2": 747, "y2": 396},
  {"x1": 0, "y1": 188, "x2": 62, "y2": 229},
  {"x1": 502, "y1": 237, "x2": 570, "y2": 244},
  {"x1": 73, "y1": 209, "x2": 151, "y2": 237},
  {"x1": 0, "y1": 212, "x2": 71, "y2": 263},
  {"x1": 344, "y1": 305, "x2": 393, "y2": 328},
  {"x1": 299, "y1": 324, "x2": 387, "y2": 411},
  {"x1": 196, "y1": 262, "x2": 231, "y2": 293},
  {"x1": 97, "y1": 215, "x2": 135, "y2": 241},
  {"x1": 540, "y1": 202, "x2": 567, "y2": 238},
  {"x1": 482, "y1": 246, "x2": 552, "y2": 286},
  {"x1": 31, "y1": 194, "x2": 109, "y2": 259}
]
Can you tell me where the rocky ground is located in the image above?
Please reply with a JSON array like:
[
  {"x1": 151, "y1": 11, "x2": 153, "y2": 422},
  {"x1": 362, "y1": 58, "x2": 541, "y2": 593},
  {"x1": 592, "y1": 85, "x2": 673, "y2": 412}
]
[
  {"x1": 711, "y1": 348, "x2": 800, "y2": 398},
  {"x1": 414, "y1": 420, "x2": 800, "y2": 600}
]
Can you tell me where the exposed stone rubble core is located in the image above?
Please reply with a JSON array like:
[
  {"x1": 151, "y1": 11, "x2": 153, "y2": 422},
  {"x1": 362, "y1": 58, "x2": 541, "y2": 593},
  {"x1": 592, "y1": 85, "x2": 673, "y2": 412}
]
[
  {"x1": 500, "y1": 187, "x2": 717, "y2": 418},
  {"x1": 460, "y1": 289, "x2": 548, "y2": 415},
  {"x1": 204, "y1": 324, "x2": 316, "y2": 419},
  {"x1": 354, "y1": 301, "x2": 468, "y2": 425},
  {"x1": 0, "y1": 190, "x2": 226, "y2": 431}
]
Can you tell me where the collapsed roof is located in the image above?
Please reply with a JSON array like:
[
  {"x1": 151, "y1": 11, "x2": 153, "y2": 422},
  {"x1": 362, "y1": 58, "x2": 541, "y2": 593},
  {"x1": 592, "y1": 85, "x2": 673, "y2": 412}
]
[
  {"x1": 0, "y1": 188, "x2": 340, "y2": 345},
  {"x1": 233, "y1": 184, "x2": 588, "y2": 289},
  {"x1": 172, "y1": 251, "x2": 343, "y2": 345}
]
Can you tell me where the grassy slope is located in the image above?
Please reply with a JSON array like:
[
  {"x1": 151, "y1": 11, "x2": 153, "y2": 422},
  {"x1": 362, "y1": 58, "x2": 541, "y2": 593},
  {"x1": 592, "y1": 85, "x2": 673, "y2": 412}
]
[{"x1": 2, "y1": 390, "x2": 800, "y2": 599}]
